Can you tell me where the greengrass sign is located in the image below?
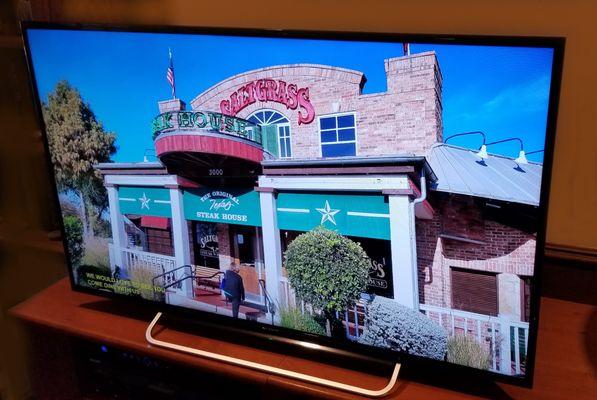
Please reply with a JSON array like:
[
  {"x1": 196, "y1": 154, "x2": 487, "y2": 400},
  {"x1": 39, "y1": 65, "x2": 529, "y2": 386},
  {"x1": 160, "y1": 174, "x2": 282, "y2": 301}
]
[
  {"x1": 118, "y1": 186, "x2": 172, "y2": 217},
  {"x1": 276, "y1": 192, "x2": 390, "y2": 240},
  {"x1": 183, "y1": 188, "x2": 262, "y2": 227}
]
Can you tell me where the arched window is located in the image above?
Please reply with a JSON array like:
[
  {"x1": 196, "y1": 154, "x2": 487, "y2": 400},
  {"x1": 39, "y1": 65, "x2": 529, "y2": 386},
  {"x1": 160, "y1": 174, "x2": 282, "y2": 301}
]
[{"x1": 247, "y1": 110, "x2": 292, "y2": 158}]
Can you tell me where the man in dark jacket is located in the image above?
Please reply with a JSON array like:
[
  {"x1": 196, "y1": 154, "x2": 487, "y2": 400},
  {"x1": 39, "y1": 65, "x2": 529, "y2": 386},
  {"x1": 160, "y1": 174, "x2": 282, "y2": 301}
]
[{"x1": 223, "y1": 264, "x2": 245, "y2": 318}]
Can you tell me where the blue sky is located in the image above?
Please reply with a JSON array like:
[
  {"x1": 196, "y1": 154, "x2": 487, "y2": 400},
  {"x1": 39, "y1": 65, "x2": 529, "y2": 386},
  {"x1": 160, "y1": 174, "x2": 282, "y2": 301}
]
[{"x1": 27, "y1": 29, "x2": 554, "y2": 163}]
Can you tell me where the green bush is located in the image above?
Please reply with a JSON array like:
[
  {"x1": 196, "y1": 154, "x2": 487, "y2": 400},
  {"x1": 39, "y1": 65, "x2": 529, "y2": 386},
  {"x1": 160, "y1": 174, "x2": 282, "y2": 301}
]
[
  {"x1": 447, "y1": 334, "x2": 491, "y2": 370},
  {"x1": 280, "y1": 308, "x2": 326, "y2": 336},
  {"x1": 358, "y1": 296, "x2": 447, "y2": 360},
  {"x1": 63, "y1": 215, "x2": 84, "y2": 268},
  {"x1": 284, "y1": 227, "x2": 370, "y2": 313}
]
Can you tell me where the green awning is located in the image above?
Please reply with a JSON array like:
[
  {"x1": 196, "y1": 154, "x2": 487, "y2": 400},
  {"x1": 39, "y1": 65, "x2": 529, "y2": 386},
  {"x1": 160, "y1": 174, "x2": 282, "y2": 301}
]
[
  {"x1": 117, "y1": 186, "x2": 391, "y2": 240},
  {"x1": 118, "y1": 186, "x2": 172, "y2": 217},
  {"x1": 276, "y1": 192, "x2": 390, "y2": 240},
  {"x1": 183, "y1": 188, "x2": 262, "y2": 227}
]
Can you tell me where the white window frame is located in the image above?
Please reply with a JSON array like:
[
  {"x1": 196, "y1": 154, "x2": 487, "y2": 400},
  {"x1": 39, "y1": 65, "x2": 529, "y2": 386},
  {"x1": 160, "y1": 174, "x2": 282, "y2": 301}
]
[
  {"x1": 317, "y1": 111, "x2": 358, "y2": 158},
  {"x1": 247, "y1": 109, "x2": 292, "y2": 159},
  {"x1": 277, "y1": 123, "x2": 292, "y2": 158}
]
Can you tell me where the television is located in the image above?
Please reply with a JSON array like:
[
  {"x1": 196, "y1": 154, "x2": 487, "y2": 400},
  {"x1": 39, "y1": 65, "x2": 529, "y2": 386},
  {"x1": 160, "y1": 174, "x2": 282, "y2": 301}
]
[{"x1": 22, "y1": 22, "x2": 564, "y2": 388}]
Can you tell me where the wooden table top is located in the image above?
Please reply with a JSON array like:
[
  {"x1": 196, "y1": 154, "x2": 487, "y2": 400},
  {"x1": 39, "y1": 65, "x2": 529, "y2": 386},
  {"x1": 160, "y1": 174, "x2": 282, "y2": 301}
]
[{"x1": 9, "y1": 278, "x2": 596, "y2": 399}]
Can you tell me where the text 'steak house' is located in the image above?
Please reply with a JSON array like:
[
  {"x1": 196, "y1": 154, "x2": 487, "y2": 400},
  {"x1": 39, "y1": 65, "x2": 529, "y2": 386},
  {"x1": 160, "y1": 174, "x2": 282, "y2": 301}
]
[{"x1": 96, "y1": 52, "x2": 539, "y2": 376}]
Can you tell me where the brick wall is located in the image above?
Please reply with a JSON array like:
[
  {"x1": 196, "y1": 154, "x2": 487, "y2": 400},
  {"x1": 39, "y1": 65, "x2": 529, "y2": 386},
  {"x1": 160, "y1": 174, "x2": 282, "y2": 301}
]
[
  {"x1": 145, "y1": 227, "x2": 174, "y2": 256},
  {"x1": 416, "y1": 194, "x2": 537, "y2": 308},
  {"x1": 189, "y1": 52, "x2": 442, "y2": 157},
  {"x1": 143, "y1": 221, "x2": 195, "y2": 264}
]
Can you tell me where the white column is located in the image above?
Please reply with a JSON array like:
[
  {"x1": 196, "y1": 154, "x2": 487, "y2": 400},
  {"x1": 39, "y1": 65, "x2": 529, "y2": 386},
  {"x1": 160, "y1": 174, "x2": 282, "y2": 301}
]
[
  {"x1": 499, "y1": 320, "x2": 514, "y2": 375},
  {"x1": 255, "y1": 227, "x2": 264, "y2": 300},
  {"x1": 169, "y1": 187, "x2": 193, "y2": 297},
  {"x1": 388, "y1": 194, "x2": 419, "y2": 310},
  {"x1": 107, "y1": 185, "x2": 126, "y2": 273},
  {"x1": 259, "y1": 190, "x2": 282, "y2": 312},
  {"x1": 498, "y1": 273, "x2": 522, "y2": 321}
]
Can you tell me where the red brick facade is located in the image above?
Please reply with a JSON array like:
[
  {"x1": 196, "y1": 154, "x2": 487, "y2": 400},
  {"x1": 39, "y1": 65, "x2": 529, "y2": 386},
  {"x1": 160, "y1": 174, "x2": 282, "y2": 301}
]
[
  {"x1": 191, "y1": 52, "x2": 443, "y2": 157},
  {"x1": 416, "y1": 194, "x2": 536, "y2": 312}
]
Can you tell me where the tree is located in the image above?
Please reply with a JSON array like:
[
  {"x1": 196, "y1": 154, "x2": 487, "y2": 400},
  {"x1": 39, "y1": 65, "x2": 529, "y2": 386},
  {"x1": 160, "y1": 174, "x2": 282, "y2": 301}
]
[
  {"x1": 284, "y1": 227, "x2": 370, "y2": 337},
  {"x1": 42, "y1": 81, "x2": 116, "y2": 237},
  {"x1": 63, "y1": 215, "x2": 84, "y2": 269}
]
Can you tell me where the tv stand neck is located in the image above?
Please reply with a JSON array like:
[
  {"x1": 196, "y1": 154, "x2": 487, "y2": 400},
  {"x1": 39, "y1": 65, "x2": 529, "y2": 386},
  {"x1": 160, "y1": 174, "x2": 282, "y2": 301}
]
[{"x1": 145, "y1": 311, "x2": 401, "y2": 398}]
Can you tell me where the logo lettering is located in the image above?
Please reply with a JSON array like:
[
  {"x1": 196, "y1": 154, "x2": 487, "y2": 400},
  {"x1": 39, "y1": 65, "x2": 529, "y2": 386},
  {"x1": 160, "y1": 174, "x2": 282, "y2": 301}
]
[{"x1": 220, "y1": 79, "x2": 316, "y2": 124}]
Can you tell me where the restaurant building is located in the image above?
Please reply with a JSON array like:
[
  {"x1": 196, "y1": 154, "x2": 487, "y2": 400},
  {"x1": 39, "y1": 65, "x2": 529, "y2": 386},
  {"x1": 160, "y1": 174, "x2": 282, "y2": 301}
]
[{"x1": 96, "y1": 51, "x2": 540, "y2": 375}]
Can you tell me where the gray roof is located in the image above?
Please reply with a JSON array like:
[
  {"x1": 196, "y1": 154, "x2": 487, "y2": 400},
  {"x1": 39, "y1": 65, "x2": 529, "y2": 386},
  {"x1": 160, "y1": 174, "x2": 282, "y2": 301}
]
[{"x1": 426, "y1": 143, "x2": 543, "y2": 206}]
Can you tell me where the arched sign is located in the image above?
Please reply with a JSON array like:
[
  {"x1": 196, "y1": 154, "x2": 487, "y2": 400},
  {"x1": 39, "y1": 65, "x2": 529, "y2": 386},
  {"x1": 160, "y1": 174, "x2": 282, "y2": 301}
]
[{"x1": 219, "y1": 79, "x2": 316, "y2": 125}]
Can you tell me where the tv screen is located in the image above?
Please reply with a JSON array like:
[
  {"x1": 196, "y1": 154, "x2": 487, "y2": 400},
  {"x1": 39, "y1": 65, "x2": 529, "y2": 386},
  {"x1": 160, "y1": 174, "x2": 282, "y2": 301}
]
[{"x1": 23, "y1": 23, "x2": 563, "y2": 385}]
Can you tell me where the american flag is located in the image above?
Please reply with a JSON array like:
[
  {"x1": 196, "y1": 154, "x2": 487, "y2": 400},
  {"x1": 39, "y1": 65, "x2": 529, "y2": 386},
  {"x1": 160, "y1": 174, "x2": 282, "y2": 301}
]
[{"x1": 166, "y1": 48, "x2": 176, "y2": 98}]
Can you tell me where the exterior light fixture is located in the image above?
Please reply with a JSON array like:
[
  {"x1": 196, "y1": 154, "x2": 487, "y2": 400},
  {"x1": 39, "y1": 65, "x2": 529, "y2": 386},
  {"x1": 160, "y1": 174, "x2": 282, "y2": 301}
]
[
  {"x1": 444, "y1": 131, "x2": 488, "y2": 159},
  {"x1": 477, "y1": 144, "x2": 489, "y2": 159},
  {"x1": 485, "y1": 137, "x2": 527, "y2": 164},
  {"x1": 515, "y1": 150, "x2": 528, "y2": 164}
]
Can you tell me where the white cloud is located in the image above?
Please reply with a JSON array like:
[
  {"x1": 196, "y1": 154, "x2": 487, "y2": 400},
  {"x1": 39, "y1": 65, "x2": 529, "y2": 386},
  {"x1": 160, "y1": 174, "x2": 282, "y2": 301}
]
[{"x1": 482, "y1": 75, "x2": 551, "y2": 114}]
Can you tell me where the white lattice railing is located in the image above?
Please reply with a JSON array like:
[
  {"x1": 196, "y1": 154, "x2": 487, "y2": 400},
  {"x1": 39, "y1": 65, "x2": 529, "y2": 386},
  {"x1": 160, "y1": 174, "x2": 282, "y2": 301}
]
[
  {"x1": 109, "y1": 243, "x2": 176, "y2": 278},
  {"x1": 419, "y1": 303, "x2": 529, "y2": 375},
  {"x1": 123, "y1": 247, "x2": 176, "y2": 277}
]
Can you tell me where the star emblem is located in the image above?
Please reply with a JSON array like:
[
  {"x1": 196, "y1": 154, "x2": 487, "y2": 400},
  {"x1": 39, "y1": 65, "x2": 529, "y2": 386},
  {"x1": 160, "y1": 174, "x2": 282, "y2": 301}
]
[
  {"x1": 139, "y1": 192, "x2": 151, "y2": 209},
  {"x1": 316, "y1": 200, "x2": 340, "y2": 226}
]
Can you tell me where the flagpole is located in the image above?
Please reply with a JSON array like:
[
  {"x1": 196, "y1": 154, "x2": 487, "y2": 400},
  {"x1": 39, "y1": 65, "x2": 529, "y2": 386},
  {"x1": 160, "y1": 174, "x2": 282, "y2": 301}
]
[{"x1": 167, "y1": 48, "x2": 176, "y2": 99}]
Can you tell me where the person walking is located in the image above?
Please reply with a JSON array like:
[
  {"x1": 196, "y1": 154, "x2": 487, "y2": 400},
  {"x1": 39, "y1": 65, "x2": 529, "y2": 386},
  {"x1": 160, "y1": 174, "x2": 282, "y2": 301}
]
[{"x1": 223, "y1": 263, "x2": 245, "y2": 319}]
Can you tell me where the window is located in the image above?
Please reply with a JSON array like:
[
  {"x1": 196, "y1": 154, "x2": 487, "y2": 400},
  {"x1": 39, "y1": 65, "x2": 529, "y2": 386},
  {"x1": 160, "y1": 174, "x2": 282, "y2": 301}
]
[
  {"x1": 319, "y1": 113, "x2": 356, "y2": 157},
  {"x1": 278, "y1": 124, "x2": 291, "y2": 158},
  {"x1": 451, "y1": 267, "x2": 498, "y2": 316},
  {"x1": 247, "y1": 110, "x2": 291, "y2": 158}
]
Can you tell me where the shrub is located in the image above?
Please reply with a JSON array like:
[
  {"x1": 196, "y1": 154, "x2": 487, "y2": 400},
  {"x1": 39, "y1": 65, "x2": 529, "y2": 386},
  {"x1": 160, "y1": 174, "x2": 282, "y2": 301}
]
[
  {"x1": 284, "y1": 227, "x2": 370, "y2": 313},
  {"x1": 280, "y1": 308, "x2": 326, "y2": 336},
  {"x1": 447, "y1": 334, "x2": 490, "y2": 370},
  {"x1": 81, "y1": 236, "x2": 110, "y2": 270},
  {"x1": 358, "y1": 296, "x2": 447, "y2": 360},
  {"x1": 129, "y1": 263, "x2": 163, "y2": 301},
  {"x1": 63, "y1": 215, "x2": 84, "y2": 268}
]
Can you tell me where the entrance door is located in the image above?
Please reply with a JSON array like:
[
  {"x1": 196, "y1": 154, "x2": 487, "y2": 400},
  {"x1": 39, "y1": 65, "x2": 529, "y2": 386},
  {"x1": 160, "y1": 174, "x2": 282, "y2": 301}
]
[
  {"x1": 193, "y1": 222, "x2": 219, "y2": 268},
  {"x1": 230, "y1": 225, "x2": 265, "y2": 303}
]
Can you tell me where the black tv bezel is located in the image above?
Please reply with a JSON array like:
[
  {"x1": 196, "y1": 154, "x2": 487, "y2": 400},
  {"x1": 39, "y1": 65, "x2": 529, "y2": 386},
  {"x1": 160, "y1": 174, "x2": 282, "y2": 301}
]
[{"x1": 20, "y1": 20, "x2": 565, "y2": 388}]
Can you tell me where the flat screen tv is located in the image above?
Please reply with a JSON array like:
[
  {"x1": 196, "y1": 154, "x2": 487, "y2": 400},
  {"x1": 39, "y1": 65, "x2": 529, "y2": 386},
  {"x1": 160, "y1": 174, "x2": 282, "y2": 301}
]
[{"x1": 22, "y1": 22, "x2": 564, "y2": 388}]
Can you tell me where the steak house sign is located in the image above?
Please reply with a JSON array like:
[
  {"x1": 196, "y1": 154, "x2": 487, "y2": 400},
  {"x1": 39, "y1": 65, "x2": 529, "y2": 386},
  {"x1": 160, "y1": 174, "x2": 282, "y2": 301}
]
[{"x1": 219, "y1": 79, "x2": 316, "y2": 125}]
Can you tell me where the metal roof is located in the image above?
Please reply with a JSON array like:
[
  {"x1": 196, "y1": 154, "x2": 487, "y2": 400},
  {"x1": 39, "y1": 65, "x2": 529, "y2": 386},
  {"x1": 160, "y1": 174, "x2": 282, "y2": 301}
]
[{"x1": 426, "y1": 143, "x2": 543, "y2": 206}]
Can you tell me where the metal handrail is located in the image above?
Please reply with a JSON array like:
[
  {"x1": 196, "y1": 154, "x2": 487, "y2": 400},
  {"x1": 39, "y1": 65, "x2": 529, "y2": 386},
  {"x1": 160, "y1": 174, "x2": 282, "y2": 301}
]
[
  {"x1": 258, "y1": 279, "x2": 277, "y2": 325},
  {"x1": 151, "y1": 265, "x2": 193, "y2": 301},
  {"x1": 151, "y1": 110, "x2": 263, "y2": 145},
  {"x1": 194, "y1": 270, "x2": 225, "y2": 281},
  {"x1": 162, "y1": 269, "x2": 224, "y2": 292}
]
